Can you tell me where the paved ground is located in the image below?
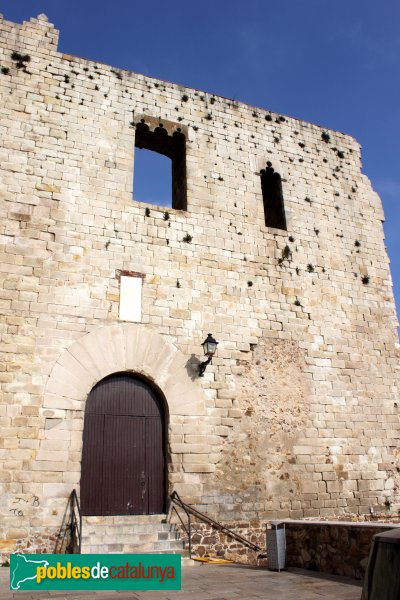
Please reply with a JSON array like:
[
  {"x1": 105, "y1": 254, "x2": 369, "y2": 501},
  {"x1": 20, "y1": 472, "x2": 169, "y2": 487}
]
[{"x1": 0, "y1": 564, "x2": 362, "y2": 599}]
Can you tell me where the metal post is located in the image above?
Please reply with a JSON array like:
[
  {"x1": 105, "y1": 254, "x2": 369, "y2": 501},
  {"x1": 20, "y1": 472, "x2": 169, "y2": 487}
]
[
  {"x1": 188, "y1": 512, "x2": 192, "y2": 559},
  {"x1": 70, "y1": 500, "x2": 75, "y2": 552},
  {"x1": 78, "y1": 506, "x2": 82, "y2": 554}
]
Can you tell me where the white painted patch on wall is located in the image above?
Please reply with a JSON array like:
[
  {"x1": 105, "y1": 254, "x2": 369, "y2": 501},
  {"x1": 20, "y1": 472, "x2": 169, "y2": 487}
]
[{"x1": 119, "y1": 275, "x2": 142, "y2": 322}]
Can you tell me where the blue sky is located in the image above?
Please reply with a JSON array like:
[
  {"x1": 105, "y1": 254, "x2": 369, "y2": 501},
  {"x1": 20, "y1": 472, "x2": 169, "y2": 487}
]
[{"x1": 2, "y1": 0, "x2": 399, "y2": 325}]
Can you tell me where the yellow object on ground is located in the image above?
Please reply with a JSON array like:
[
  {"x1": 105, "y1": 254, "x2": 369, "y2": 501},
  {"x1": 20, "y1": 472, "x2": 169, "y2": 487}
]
[{"x1": 193, "y1": 557, "x2": 233, "y2": 564}]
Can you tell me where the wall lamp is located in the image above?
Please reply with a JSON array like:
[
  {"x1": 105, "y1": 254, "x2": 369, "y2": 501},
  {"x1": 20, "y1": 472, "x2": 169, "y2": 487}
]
[{"x1": 198, "y1": 333, "x2": 218, "y2": 377}]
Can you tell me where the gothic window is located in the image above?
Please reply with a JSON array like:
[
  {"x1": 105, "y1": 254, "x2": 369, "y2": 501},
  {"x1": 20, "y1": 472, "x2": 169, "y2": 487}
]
[{"x1": 134, "y1": 121, "x2": 187, "y2": 210}]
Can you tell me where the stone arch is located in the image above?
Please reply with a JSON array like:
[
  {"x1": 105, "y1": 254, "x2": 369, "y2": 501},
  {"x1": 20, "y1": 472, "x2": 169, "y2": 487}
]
[
  {"x1": 43, "y1": 323, "x2": 206, "y2": 416},
  {"x1": 37, "y1": 324, "x2": 207, "y2": 504}
]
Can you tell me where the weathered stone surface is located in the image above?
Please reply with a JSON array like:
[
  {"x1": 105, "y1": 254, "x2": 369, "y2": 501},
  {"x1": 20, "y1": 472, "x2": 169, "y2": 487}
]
[
  {"x1": 285, "y1": 519, "x2": 400, "y2": 579},
  {"x1": 0, "y1": 13, "x2": 399, "y2": 560}
]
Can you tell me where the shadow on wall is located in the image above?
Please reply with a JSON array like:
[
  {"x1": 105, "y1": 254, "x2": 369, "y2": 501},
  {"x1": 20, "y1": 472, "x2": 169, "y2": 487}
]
[{"x1": 185, "y1": 355, "x2": 201, "y2": 381}]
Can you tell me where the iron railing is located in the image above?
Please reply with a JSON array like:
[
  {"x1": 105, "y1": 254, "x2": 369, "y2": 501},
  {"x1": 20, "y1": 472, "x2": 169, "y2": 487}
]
[
  {"x1": 69, "y1": 489, "x2": 82, "y2": 553},
  {"x1": 169, "y1": 491, "x2": 261, "y2": 558},
  {"x1": 54, "y1": 489, "x2": 82, "y2": 554}
]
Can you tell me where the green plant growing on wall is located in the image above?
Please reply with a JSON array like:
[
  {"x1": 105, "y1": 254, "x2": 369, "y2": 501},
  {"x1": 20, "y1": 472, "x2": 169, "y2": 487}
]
[{"x1": 182, "y1": 234, "x2": 192, "y2": 243}]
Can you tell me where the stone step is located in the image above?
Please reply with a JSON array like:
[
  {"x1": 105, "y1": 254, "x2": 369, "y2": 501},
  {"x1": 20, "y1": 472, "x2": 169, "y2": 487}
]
[
  {"x1": 83, "y1": 514, "x2": 167, "y2": 525},
  {"x1": 80, "y1": 514, "x2": 186, "y2": 556},
  {"x1": 82, "y1": 532, "x2": 179, "y2": 545},
  {"x1": 82, "y1": 546, "x2": 189, "y2": 555},
  {"x1": 82, "y1": 540, "x2": 186, "y2": 554},
  {"x1": 82, "y1": 523, "x2": 177, "y2": 535}
]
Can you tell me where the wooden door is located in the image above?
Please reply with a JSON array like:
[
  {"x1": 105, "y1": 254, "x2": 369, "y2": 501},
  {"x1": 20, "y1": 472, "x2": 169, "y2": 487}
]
[{"x1": 80, "y1": 374, "x2": 166, "y2": 516}]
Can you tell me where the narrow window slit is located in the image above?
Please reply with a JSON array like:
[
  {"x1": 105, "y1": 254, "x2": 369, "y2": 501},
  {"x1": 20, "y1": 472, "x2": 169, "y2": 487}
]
[{"x1": 260, "y1": 165, "x2": 287, "y2": 230}]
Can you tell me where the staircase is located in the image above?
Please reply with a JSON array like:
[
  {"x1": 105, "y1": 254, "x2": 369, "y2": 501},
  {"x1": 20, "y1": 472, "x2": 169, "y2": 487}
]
[{"x1": 81, "y1": 514, "x2": 187, "y2": 555}]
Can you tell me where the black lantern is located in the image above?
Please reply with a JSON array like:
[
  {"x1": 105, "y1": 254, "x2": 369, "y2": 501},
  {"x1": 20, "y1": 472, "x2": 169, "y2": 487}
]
[{"x1": 199, "y1": 333, "x2": 218, "y2": 376}]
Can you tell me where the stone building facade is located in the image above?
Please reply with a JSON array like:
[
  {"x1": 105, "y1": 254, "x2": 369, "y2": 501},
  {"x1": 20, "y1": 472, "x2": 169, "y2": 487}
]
[{"x1": 0, "y1": 14, "x2": 399, "y2": 559}]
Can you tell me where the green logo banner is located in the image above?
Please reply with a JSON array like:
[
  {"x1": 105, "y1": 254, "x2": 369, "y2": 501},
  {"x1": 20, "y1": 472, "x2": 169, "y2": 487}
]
[{"x1": 10, "y1": 554, "x2": 181, "y2": 590}]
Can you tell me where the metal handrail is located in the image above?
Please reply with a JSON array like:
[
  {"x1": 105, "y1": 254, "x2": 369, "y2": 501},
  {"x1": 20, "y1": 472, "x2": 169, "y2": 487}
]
[
  {"x1": 70, "y1": 489, "x2": 82, "y2": 554},
  {"x1": 170, "y1": 491, "x2": 261, "y2": 553},
  {"x1": 54, "y1": 489, "x2": 82, "y2": 554},
  {"x1": 170, "y1": 503, "x2": 192, "y2": 559},
  {"x1": 54, "y1": 496, "x2": 70, "y2": 554}
]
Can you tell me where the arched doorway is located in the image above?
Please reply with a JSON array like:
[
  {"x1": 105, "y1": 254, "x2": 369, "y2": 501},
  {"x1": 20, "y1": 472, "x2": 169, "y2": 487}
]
[{"x1": 80, "y1": 373, "x2": 166, "y2": 516}]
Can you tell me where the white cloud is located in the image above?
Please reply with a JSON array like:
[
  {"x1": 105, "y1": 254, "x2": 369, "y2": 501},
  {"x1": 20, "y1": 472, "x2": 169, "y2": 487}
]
[{"x1": 375, "y1": 179, "x2": 400, "y2": 199}]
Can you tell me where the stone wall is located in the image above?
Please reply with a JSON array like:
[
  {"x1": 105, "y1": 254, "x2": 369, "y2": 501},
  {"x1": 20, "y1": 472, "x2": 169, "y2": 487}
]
[
  {"x1": 1, "y1": 527, "x2": 59, "y2": 564},
  {"x1": 285, "y1": 521, "x2": 400, "y2": 579},
  {"x1": 0, "y1": 13, "x2": 399, "y2": 555},
  {"x1": 174, "y1": 520, "x2": 266, "y2": 565}
]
